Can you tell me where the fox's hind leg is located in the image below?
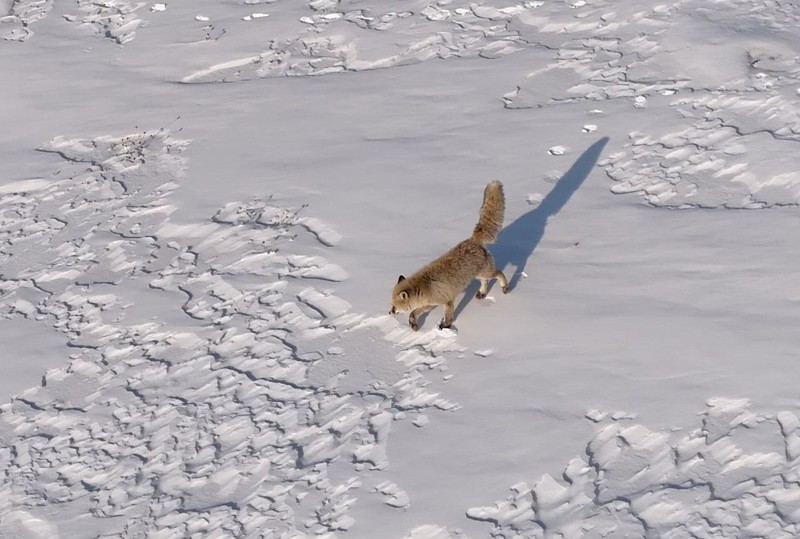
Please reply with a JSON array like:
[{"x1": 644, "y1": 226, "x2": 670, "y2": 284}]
[
  {"x1": 495, "y1": 270, "x2": 510, "y2": 294},
  {"x1": 476, "y1": 272, "x2": 509, "y2": 298},
  {"x1": 477, "y1": 251, "x2": 510, "y2": 297},
  {"x1": 476, "y1": 279, "x2": 490, "y2": 300}
]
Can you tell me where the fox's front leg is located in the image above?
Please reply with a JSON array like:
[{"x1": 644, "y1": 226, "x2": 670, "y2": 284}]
[
  {"x1": 409, "y1": 305, "x2": 434, "y2": 331},
  {"x1": 439, "y1": 300, "x2": 455, "y2": 329}
]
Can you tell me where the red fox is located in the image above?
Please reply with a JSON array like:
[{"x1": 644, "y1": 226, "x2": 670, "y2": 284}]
[{"x1": 390, "y1": 180, "x2": 509, "y2": 330}]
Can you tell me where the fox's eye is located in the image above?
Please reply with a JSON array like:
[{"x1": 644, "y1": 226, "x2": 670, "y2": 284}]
[{"x1": 399, "y1": 291, "x2": 409, "y2": 300}]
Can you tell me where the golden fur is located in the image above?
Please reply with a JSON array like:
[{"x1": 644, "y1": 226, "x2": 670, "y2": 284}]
[{"x1": 390, "y1": 181, "x2": 509, "y2": 330}]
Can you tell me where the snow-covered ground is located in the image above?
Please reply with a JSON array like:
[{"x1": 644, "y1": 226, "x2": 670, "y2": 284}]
[{"x1": 2, "y1": 0, "x2": 800, "y2": 537}]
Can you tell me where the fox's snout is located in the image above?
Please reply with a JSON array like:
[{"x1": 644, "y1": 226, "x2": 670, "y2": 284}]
[{"x1": 389, "y1": 306, "x2": 397, "y2": 315}]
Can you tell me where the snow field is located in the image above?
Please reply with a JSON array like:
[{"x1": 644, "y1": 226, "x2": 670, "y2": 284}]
[{"x1": 3, "y1": 0, "x2": 800, "y2": 537}]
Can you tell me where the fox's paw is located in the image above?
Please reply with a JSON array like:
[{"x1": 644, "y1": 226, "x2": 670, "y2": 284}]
[
  {"x1": 410, "y1": 320, "x2": 420, "y2": 331},
  {"x1": 476, "y1": 291, "x2": 487, "y2": 300},
  {"x1": 438, "y1": 322, "x2": 457, "y2": 333},
  {"x1": 502, "y1": 285, "x2": 510, "y2": 294}
]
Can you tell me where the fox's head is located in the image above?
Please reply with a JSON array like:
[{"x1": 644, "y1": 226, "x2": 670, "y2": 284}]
[{"x1": 390, "y1": 275, "x2": 412, "y2": 314}]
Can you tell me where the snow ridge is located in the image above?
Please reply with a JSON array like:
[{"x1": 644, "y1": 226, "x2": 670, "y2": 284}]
[
  {"x1": 0, "y1": 0, "x2": 53, "y2": 41},
  {"x1": 468, "y1": 398, "x2": 800, "y2": 538},
  {"x1": 0, "y1": 130, "x2": 462, "y2": 538}
]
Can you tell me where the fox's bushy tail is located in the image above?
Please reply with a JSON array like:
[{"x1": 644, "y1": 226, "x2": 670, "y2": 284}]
[{"x1": 471, "y1": 180, "x2": 505, "y2": 245}]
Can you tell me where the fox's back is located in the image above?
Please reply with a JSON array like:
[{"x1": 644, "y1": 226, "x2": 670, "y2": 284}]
[{"x1": 416, "y1": 239, "x2": 491, "y2": 298}]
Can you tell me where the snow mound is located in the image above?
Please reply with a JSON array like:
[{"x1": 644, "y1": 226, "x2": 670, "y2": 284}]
[
  {"x1": 0, "y1": 130, "x2": 465, "y2": 537},
  {"x1": 468, "y1": 398, "x2": 800, "y2": 538}
]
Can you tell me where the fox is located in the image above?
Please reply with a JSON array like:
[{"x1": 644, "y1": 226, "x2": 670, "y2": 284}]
[{"x1": 389, "y1": 180, "x2": 509, "y2": 331}]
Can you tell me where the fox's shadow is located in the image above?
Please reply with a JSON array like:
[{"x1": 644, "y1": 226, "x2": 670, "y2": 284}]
[{"x1": 454, "y1": 136, "x2": 610, "y2": 319}]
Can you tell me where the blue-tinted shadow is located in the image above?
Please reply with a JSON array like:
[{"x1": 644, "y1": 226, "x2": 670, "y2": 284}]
[{"x1": 455, "y1": 136, "x2": 609, "y2": 319}]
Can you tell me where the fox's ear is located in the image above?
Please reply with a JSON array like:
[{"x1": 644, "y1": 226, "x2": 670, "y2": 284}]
[
  {"x1": 397, "y1": 275, "x2": 405, "y2": 283},
  {"x1": 399, "y1": 291, "x2": 409, "y2": 300}
]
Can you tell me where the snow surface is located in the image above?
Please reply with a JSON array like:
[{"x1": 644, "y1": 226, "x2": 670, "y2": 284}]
[{"x1": 2, "y1": 0, "x2": 800, "y2": 537}]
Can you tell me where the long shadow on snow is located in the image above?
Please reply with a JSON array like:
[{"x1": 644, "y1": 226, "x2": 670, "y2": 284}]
[{"x1": 454, "y1": 136, "x2": 609, "y2": 320}]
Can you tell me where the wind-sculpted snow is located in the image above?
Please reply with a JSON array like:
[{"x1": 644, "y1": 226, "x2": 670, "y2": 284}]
[
  {"x1": 8, "y1": 0, "x2": 800, "y2": 207},
  {"x1": 0, "y1": 130, "x2": 463, "y2": 538},
  {"x1": 4, "y1": 1, "x2": 800, "y2": 536},
  {"x1": 598, "y1": 42, "x2": 800, "y2": 208},
  {"x1": 182, "y1": 0, "x2": 700, "y2": 85},
  {"x1": 181, "y1": 1, "x2": 526, "y2": 83},
  {"x1": 496, "y1": 0, "x2": 800, "y2": 208},
  {"x1": 0, "y1": 0, "x2": 53, "y2": 41},
  {"x1": 64, "y1": 0, "x2": 146, "y2": 45},
  {"x1": 467, "y1": 398, "x2": 800, "y2": 538},
  {"x1": 0, "y1": 0, "x2": 144, "y2": 43},
  {"x1": 179, "y1": 0, "x2": 800, "y2": 208}
]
